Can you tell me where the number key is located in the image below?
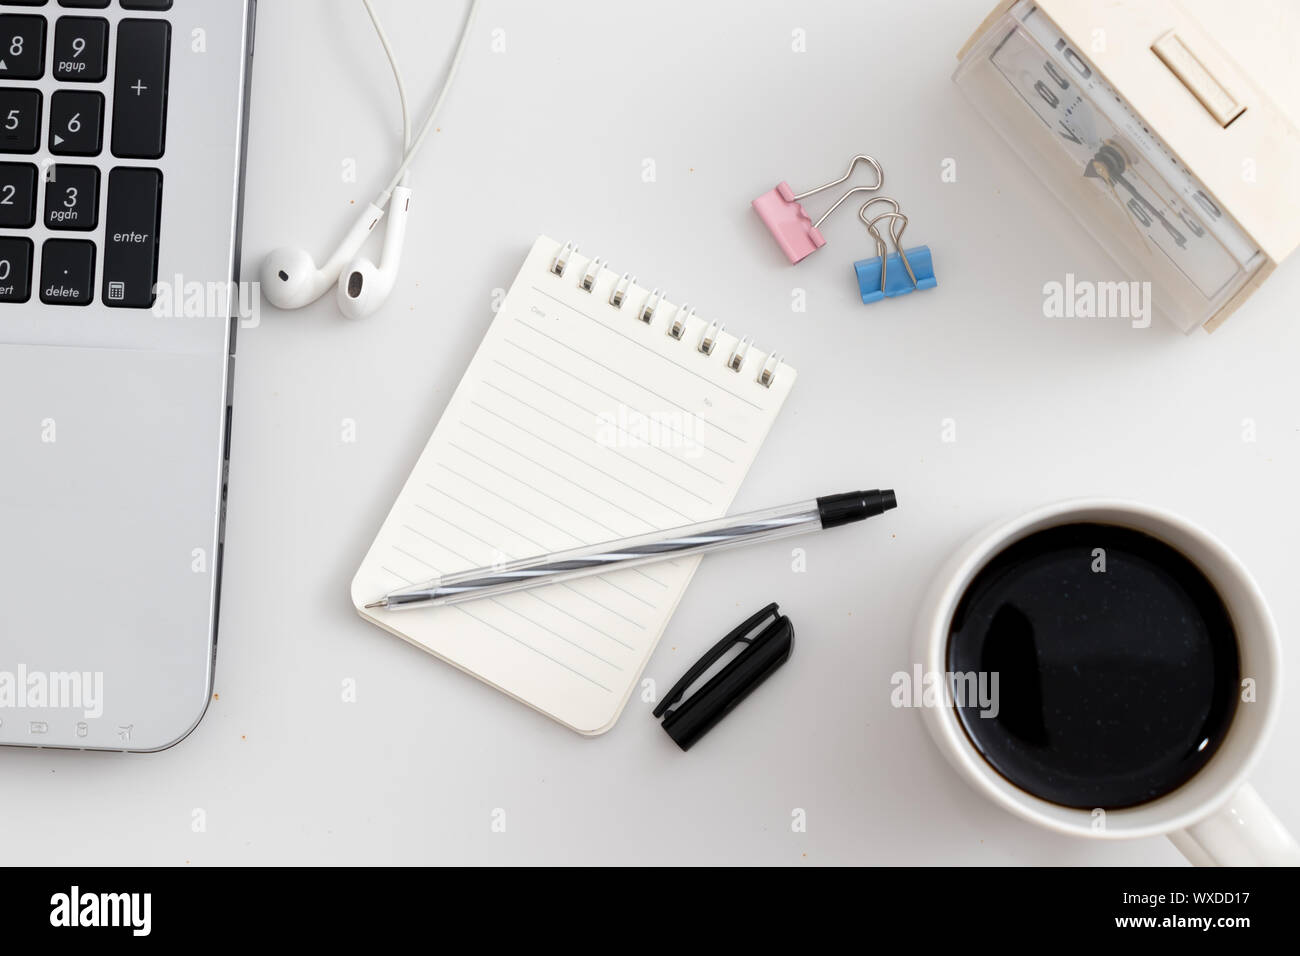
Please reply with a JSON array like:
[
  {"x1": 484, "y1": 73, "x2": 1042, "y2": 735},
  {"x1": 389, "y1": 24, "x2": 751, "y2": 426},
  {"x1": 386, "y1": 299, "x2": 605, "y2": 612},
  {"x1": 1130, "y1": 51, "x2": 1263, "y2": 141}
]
[
  {"x1": 49, "y1": 90, "x2": 103, "y2": 156},
  {"x1": 0, "y1": 236, "x2": 34, "y2": 304},
  {"x1": 0, "y1": 161, "x2": 37, "y2": 227},
  {"x1": 0, "y1": 87, "x2": 42, "y2": 154},
  {"x1": 44, "y1": 164, "x2": 99, "y2": 231},
  {"x1": 0, "y1": 15, "x2": 46, "y2": 81},
  {"x1": 54, "y1": 17, "x2": 109, "y2": 83},
  {"x1": 40, "y1": 239, "x2": 96, "y2": 306}
]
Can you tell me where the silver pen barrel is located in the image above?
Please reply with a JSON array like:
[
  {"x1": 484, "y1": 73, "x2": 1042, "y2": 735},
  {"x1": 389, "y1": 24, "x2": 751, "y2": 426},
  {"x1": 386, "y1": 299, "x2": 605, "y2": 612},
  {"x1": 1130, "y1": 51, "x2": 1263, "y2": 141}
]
[{"x1": 381, "y1": 499, "x2": 824, "y2": 609}]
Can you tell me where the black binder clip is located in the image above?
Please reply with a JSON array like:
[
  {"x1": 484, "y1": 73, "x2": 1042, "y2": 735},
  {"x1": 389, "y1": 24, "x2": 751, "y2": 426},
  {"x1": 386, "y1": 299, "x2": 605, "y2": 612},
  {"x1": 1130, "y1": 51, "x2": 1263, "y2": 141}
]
[{"x1": 653, "y1": 602, "x2": 794, "y2": 751}]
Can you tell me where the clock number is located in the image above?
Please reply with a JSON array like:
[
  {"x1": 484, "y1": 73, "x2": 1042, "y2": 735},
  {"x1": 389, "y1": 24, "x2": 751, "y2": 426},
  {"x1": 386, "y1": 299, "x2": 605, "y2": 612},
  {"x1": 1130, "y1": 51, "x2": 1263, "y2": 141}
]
[
  {"x1": 1035, "y1": 57, "x2": 1070, "y2": 110},
  {"x1": 1177, "y1": 210, "x2": 1205, "y2": 239},
  {"x1": 1054, "y1": 38, "x2": 1093, "y2": 80},
  {"x1": 1127, "y1": 198, "x2": 1152, "y2": 228},
  {"x1": 1042, "y1": 60, "x2": 1069, "y2": 90},
  {"x1": 1130, "y1": 192, "x2": 1188, "y2": 248},
  {"x1": 1193, "y1": 190, "x2": 1222, "y2": 222}
]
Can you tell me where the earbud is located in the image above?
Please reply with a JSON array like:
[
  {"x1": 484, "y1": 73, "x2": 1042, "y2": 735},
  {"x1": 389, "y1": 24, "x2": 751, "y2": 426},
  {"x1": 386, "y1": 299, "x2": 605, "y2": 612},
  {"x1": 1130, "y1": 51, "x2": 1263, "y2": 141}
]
[
  {"x1": 336, "y1": 185, "x2": 411, "y2": 319},
  {"x1": 260, "y1": 202, "x2": 385, "y2": 310},
  {"x1": 261, "y1": 0, "x2": 477, "y2": 318}
]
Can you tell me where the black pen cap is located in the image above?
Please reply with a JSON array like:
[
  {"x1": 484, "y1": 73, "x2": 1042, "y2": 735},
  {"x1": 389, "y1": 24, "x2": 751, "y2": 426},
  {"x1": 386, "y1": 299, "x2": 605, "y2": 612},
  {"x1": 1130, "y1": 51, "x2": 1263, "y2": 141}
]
[
  {"x1": 653, "y1": 603, "x2": 794, "y2": 751},
  {"x1": 816, "y1": 489, "x2": 897, "y2": 528}
]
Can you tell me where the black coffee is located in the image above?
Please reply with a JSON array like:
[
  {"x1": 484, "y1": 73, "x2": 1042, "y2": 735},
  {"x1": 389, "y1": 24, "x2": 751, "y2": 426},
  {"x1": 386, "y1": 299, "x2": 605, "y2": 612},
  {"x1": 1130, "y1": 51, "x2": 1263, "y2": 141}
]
[{"x1": 946, "y1": 522, "x2": 1239, "y2": 810}]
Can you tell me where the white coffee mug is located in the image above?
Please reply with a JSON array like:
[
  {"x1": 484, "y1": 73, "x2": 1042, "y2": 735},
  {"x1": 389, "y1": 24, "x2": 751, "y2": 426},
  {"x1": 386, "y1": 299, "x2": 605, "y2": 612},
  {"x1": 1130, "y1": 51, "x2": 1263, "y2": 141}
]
[{"x1": 914, "y1": 498, "x2": 1300, "y2": 866}]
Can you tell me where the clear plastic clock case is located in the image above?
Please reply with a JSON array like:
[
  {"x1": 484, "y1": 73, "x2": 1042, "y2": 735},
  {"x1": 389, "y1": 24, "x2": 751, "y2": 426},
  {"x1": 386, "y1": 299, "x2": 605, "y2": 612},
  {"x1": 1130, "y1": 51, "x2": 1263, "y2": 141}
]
[{"x1": 953, "y1": 1, "x2": 1266, "y2": 333}]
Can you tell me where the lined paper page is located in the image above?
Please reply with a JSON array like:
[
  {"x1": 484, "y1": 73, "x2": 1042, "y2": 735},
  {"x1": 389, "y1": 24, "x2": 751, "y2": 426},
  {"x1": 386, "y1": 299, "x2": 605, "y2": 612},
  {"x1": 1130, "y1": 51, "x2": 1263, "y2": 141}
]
[{"x1": 351, "y1": 236, "x2": 796, "y2": 734}]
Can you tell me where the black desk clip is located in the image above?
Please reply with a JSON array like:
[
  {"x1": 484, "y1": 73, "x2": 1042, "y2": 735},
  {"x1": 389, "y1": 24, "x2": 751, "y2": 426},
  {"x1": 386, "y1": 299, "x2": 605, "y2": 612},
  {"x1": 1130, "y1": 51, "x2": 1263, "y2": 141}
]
[{"x1": 653, "y1": 602, "x2": 794, "y2": 751}]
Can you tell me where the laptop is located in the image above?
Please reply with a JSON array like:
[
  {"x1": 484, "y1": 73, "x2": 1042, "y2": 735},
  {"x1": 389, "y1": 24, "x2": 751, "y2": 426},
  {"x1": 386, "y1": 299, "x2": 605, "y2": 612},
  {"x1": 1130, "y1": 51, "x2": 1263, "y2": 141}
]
[{"x1": 0, "y1": 0, "x2": 255, "y2": 750}]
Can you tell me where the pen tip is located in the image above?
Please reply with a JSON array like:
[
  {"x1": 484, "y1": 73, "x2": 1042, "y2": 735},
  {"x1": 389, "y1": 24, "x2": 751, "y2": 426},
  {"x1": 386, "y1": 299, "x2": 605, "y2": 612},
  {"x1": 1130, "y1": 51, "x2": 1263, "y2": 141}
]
[{"x1": 364, "y1": 600, "x2": 385, "y2": 609}]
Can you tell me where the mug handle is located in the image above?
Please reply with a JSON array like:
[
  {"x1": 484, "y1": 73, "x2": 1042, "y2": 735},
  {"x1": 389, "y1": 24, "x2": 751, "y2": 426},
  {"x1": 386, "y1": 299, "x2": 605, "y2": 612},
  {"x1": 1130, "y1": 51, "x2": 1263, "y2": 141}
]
[{"x1": 1168, "y1": 784, "x2": 1300, "y2": 866}]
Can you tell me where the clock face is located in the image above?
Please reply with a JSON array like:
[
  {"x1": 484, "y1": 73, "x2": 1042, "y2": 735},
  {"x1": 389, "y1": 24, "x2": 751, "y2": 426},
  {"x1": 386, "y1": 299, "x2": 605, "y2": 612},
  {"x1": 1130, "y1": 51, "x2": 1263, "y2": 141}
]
[{"x1": 984, "y1": 4, "x2": 1259, "y2": 302}]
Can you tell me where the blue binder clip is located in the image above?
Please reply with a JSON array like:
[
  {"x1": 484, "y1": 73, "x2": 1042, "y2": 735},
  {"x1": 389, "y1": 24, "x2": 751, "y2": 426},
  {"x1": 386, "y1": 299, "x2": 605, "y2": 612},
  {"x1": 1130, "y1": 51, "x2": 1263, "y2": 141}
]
[{"x1": 852, "y1": 199, "x2": 936, "y2": 304}]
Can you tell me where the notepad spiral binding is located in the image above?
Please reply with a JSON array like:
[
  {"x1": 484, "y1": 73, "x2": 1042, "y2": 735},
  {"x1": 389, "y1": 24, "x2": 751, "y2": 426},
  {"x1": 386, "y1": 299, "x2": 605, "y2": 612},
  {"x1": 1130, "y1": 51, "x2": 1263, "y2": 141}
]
[{"x1": 548, "y1": 240, "x2": 784, "y2": 389}]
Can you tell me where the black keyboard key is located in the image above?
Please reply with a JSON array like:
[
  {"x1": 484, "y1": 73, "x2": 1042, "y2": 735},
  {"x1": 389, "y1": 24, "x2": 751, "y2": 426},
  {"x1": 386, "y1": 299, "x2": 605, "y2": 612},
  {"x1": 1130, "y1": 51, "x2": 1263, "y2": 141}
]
[
  {"x1": 59, "y1": 2, "x2": 110, "y2": 8},
  {"x1": 0, "y1": 161, "x2": 37, "y2": 227},
  {"x1": 0, "y1": 15, "x2": 46, "y2": 80},
  {"x1": 44, "y1": 163, "x2": 98, "y2": 230},
  {"x1": 49, "y1": 89, "x2": 103, "y2": 155},
  {"x1": 121, "y1": 1, "x2": 172, "y2": 9},
  {"x1": 112, "y1": 19, "x2": 170, "y2": 159},
  {"x1": 40, "y1": 238, "x2": 96, "y2": 305},
  {"x1": 0, "y1": 236, "x2": 33, "y2": 303},
  {"x1": 103, "y1": 166, "x2": 161, "y2": 308},
  {"x1": 54, "y1": 17, "x2": 108, "y2": 82},
  {"x1": 0, "y1": 87, "x2": 41, "y2": 153}
]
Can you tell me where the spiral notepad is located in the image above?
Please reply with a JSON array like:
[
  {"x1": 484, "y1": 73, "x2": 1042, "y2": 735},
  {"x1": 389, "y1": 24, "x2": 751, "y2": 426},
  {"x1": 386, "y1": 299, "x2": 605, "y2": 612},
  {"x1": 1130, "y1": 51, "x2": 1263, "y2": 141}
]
[{"x1": 350, "y1": 235, "x2": 796, "y2": 734}]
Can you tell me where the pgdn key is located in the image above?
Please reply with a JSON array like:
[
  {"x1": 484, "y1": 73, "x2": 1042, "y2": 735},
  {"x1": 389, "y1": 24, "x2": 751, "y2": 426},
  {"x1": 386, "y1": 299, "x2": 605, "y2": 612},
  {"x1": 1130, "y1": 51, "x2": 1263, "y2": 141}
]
[{"x1": 103, "y1": 167, "x2": 162, "y2": 308}]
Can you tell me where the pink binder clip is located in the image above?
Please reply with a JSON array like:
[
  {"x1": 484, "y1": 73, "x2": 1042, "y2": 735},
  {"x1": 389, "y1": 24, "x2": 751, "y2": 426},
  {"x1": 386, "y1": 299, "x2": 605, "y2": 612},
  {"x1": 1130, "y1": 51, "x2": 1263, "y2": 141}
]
[{"x1": 752, "y1": 154, "x2": 884, "y2": 264}]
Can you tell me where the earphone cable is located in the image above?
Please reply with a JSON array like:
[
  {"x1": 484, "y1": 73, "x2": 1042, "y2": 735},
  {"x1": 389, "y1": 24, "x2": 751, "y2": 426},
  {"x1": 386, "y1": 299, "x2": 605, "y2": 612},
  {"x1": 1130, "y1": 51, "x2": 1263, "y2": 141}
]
[
  {"x1": 362, "y1": 0, "x2": 412, "y2": 179},
  {"x1": 375, "y1": 0, "x2": 479, "y2": 204}
]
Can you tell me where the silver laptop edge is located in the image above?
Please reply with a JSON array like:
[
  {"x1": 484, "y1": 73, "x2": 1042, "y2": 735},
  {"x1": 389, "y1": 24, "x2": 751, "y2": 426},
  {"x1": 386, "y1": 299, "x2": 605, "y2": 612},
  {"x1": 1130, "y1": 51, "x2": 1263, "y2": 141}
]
[{"x1": 0, "y1": 0, "x2": 256, "y2": 751}]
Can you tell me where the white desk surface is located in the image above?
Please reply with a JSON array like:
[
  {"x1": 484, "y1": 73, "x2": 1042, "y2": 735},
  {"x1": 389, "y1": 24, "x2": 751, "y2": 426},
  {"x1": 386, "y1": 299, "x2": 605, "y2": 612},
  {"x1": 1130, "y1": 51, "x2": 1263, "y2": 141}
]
[{"x1": 7, "y1": 0, "x2": 1300, "y2": 866}]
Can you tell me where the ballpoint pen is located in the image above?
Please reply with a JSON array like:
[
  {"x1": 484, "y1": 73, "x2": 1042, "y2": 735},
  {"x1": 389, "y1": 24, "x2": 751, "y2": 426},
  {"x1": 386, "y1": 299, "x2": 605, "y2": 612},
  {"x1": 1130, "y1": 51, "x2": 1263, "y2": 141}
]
[{"x1": 365, "y1": 488, "x2": 897, "y2": 611}]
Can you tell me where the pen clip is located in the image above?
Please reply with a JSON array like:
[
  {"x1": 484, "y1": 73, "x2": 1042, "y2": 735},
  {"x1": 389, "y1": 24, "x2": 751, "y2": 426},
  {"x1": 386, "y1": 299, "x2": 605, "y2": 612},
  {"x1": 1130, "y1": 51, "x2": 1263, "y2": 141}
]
[{"x1": 653, "y1": 602, "x2": 780, "y2": 718}]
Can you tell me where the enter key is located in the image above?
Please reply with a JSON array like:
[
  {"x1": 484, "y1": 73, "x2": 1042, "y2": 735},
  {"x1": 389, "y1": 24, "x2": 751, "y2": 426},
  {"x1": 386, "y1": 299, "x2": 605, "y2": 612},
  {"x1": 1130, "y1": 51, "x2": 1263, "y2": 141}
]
[{"x1": 103, "y1": 166, "x2": 162, "y2": 309}]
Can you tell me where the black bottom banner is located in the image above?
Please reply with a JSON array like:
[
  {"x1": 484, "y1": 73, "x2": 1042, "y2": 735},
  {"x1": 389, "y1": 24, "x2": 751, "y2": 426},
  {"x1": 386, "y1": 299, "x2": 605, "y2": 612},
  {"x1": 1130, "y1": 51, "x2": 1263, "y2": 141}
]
[{"x1": 0, "y1": 865, "x2": 1291, "y2": 941}]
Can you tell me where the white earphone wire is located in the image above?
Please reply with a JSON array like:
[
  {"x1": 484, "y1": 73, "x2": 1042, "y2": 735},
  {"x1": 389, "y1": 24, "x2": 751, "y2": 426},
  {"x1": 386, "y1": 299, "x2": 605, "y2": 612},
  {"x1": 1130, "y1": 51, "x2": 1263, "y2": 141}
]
[
  {"x1": 261, "y1": 2, "x2": 475, "y2": 312},
  {"x1": 373, "y1": 0, "x2": 479, "y2": 205},
  {"x1": 362, "y1": 0, "x2": 412, "y2": 179}
]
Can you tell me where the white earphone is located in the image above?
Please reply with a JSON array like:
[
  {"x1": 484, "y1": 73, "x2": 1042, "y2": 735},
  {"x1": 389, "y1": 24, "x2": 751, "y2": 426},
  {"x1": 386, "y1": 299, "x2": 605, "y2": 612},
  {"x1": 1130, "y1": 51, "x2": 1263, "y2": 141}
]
[
  {"x1": 261, "y1": 201, "x2": 387, "y2": 312},
  {"x1": 335, "y1": 185, "x2": 411, "y2": 320},
  {"x1": 260, "y1": 0, "x2": 478, "y2": 318}
]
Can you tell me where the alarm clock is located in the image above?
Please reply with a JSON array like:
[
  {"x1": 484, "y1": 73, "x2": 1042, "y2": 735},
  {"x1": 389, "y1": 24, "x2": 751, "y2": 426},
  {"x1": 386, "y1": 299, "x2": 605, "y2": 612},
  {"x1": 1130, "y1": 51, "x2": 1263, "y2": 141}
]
[{"x1": 955, "y1": 0, "x2": 1300, "y2": 332}]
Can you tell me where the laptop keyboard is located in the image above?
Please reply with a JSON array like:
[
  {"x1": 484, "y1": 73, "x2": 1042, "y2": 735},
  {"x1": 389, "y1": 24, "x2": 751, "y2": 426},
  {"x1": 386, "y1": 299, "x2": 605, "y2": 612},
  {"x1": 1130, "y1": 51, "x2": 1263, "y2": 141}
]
[{"x1": 0, "y1": 0, "x2": 171, "y2": 308}]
